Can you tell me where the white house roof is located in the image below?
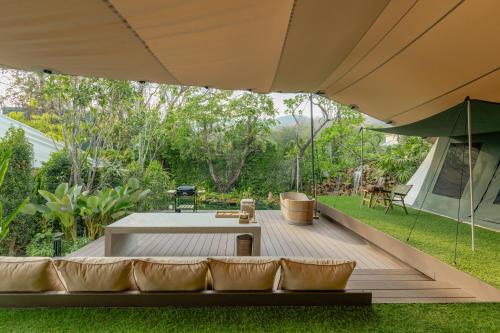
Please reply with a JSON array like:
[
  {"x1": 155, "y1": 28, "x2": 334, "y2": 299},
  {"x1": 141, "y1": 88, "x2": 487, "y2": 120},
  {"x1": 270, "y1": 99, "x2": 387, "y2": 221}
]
[{"x1": 0, "y1": 114, "x2": 62, "y2": 167}]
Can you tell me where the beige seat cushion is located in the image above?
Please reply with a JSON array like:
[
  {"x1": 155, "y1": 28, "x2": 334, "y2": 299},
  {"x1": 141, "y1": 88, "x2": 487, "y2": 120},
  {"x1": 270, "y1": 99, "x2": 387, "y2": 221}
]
[
  {"x1": 208, "y1": 257, "x2": 279, "y2": 291},
  {"x1": 54, "y1": 258, "x2": 135, "y2": 292},
  {"x1": 0, "y1": 257, "x2": 65, "y2": 292},
  {"x1": 279, "y1": 258, "x2": 356, "y2": 290},
  {"x1": 134, "y1": 258, "x2": 208, "y2": 291}
]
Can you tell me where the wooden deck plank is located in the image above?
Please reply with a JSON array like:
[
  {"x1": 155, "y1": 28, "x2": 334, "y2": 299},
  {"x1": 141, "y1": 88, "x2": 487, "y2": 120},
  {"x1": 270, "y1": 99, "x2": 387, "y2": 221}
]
[
  {"x1": 373, "y1": 297, "x2": 478, "y2": 303},
  {"x1": 263, "y1": 211, "x2": 298, "y2": 256},
  {"x1": 217, "y1": 233, "x2": 227, "y2": 256},
  {"x1": 370, "y1": 289, "x2": 473, "y2": 298},
  {"x1": 312, "y1": 217, "x2": 374, "y2": 268},
  {"x1": 270, "y1": 212, "x2": 313, "y2": 257},
  {"x1": 141, "y1": 234, "x2": 167, "y2": 256},
  {"x1": 347, "y1": 280, "x2": 458, "y2": 290},
  {"x1": 350, "y1": 274, "x2": 430, "y2": 281},
  {"x1": 353, "y1": 268, "x2": 420, "y2": 275}
]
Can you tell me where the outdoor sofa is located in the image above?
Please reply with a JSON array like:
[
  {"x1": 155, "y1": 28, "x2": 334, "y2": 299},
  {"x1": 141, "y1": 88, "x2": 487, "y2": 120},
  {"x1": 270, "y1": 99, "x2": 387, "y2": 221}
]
[
  {"x1": 0, "y1": 256, "x2": 370, "y2": 307},
  {"x1": 280, "y1": 192, "x2": 315, "y2": 225}
]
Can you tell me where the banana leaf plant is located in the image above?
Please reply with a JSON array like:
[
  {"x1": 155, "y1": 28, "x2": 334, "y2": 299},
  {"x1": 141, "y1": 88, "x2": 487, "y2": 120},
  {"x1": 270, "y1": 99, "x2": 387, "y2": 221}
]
[
  {"x1": 0, "y1": 150, "x2": 29, "y2": 241},
  {"x1": 31, "y1": 183, "x2": 84, "y2": 242},
  {"x1": 28, "y1": 178, "x2": 149, "y2": 242},
  {"x1": 79, "y1": 178, "x2": 150, "y2": 240}
]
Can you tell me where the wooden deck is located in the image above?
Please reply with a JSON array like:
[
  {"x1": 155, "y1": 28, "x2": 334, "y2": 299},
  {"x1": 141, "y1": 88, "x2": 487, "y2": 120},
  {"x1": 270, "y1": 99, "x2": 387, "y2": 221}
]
[{"x1": 69, "y1": 210, "x2": 477, "y2": 303}]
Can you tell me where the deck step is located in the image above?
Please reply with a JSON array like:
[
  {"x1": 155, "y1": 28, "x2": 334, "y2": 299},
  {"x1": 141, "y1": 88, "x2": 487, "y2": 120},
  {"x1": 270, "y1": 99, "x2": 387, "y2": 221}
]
[{"x1": 347, "y1": 280, "x2": 458, "y2": 290}]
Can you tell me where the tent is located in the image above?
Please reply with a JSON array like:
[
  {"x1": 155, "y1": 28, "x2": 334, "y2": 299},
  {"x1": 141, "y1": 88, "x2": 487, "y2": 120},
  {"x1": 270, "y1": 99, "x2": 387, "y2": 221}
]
[
  {"x1": 375, "y1": 100, "x2": 500, "y2": 231},
  {"x1": 0, "y1": 0, "x2": 499, "y2": 126}
]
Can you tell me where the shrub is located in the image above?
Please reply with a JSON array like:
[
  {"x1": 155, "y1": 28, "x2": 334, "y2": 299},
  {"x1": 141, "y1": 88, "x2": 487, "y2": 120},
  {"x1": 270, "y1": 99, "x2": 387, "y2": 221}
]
[
  {"x1": 27, "y1": 232, "x2": 89, "y2": 257},
  {"x1": 26, "y1": 232, "x2": 54, "y2": 257},
  {"x1": 0, "y1": 128, "x2": 36, "y2": 255},
  {"x1": 125, "y1": 161, "x2": 173, "y2": 211},
  {"x1": 141, "y1": 161, "x2": 173, "y2": 211},
  {"x1": 37, "y1": 149, "x2": 71, "y2": 192}
]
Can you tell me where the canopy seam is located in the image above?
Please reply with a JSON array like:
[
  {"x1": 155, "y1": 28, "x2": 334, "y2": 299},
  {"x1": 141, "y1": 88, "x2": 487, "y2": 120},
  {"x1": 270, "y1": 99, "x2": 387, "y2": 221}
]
[
  {"x1": 387, "y1": 66, "x2": 500, "y2": 122},
  {"x1": 268, "y1": 0, "x2": 297, "y2": 92},
  {"x1": 322, "y1": 0, "x2": 418, "y2": 92},
  {"x1": 103, "y1": 0, "x2": 181, "y2": 84},
  {"x1": 330, "y1": 0, "x2": 464, "y2": 96}
]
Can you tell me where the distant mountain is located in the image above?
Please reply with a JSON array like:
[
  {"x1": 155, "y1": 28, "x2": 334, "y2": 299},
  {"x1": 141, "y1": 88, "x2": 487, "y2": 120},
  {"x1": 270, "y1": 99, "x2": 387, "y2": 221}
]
[
  {"x1": 274, "y1": 115, "x2": 309, "y2": 127},
  {"x1": 274, "y1": 113, "x2": 391, "y2": 129},
  {"x1": 363, "y1": 114, "x2": 389, "y2": 128}
]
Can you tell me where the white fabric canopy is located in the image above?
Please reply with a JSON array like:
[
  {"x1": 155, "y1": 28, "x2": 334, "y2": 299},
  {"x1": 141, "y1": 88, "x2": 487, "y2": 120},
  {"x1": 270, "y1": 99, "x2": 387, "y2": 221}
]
[{"x1": 1, "y1": 0, "x2": 498, "y2": 124}]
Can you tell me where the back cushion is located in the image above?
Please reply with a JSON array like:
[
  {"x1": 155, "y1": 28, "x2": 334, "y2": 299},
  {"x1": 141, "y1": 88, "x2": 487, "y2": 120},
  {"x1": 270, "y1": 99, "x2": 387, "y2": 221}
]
[
  {"x1": 0, "y1": 257, "x2": 65, "y2": 292},
  {"x1": 208, "y1": 257, "x2": 279, "y2": 291},
  {"x1": 134, "y1": 258, "x2": 208, "y2": 291},
  {"x1": 54, "y1": 258, "x2": 134, "y2": 292},
  {"x1": 279, "y1": 258, "x2": 356, "y2": 290}
]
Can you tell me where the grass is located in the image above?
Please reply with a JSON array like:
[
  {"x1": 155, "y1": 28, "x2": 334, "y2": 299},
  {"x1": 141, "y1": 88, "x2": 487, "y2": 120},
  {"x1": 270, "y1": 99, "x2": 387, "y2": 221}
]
[
  {"x1": 318, "y1": 195, "x2": 500, "y2": 288},
  {"x1": 0, "y1": 304, "x2": 498, "y2": 332}
]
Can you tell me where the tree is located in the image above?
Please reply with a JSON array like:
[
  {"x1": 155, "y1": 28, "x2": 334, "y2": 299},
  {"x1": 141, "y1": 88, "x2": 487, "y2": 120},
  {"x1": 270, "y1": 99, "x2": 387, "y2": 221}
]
[
  {"x1": 283, "y1": 94, "x2": 348, "y2": 190},
  {"x1": 128, "y1": 83, "x2": 195, "y2": 169},
  {"x1": 172, "y1": 90, "x2": 276, "y2": 192},
  {"x1": 0, "y1": 128, "x2": 34, "y2": 254},
  {"x1": 0, "y1": 150, "x2": 29, "y2": 242},
  {"x1": 7, "y1": 112, "x2": 63, "y2": 142},
  {"x1": 41, "y1": 75, "x2": 138, "y2": 190}
]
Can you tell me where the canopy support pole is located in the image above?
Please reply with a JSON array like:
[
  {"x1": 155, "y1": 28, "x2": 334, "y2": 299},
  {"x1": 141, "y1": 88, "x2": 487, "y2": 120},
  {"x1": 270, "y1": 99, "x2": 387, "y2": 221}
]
[
  {"x1": 360, "y1": 126, "x2": 364, "y2": 194},
  {"x1": 310, "y1": 94, "x2": 318, "y2": 219},
  {"x1": 467, "y1": 98, "x2": 475, "y2": 251}
]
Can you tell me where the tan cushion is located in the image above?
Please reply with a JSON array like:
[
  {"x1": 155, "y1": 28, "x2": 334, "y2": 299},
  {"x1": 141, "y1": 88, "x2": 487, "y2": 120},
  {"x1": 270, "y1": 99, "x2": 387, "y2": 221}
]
[
  {"x1": 208, "y1": 257, "x2": 279, "y2": 291},
  {"x1": 279, "y1": 258, "x2": 356, "y2": 290},
  {"x1": 54, "y1": 257, "x2": 135, "y2": 292},
  {"x1": 0, "y1": 257, "x2": 65, "y2": 292},
  {"x1": 134, "y1": 258, "x2": 208, "y2": 291}
]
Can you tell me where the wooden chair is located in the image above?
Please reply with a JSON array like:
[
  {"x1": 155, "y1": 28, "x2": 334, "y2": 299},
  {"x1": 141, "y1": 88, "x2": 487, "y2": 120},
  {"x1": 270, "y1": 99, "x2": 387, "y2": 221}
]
[
  {"x1": 384, "y1": 184, "x2": 413, "y2": 214},
  {"x1": 361, "y1": 177, "x2": 386, "y2": 208}
]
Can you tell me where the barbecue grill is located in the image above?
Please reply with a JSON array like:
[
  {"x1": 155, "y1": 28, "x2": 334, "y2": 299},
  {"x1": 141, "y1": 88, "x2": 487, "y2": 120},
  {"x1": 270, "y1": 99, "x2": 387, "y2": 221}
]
[
  {"x1": 176, "y1": 185, "x2": 196, "y2": 197},
  {"x1": 169, "y1": 185, "x2": 203, "y2": 212}
]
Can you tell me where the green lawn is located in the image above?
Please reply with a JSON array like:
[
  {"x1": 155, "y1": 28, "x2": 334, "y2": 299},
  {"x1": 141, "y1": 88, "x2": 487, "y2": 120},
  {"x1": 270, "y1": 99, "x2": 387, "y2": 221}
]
[
  {"x1": 0, "y1": 304, "x2": 498, "y2": 333},
  {"x1": 318, "y1": 195, "x2": 500, "y2": 288}
]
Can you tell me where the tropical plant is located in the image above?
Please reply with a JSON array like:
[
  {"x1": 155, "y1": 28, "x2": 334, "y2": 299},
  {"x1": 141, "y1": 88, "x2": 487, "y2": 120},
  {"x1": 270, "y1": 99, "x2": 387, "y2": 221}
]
[
  {"x1": 377, "y1": 136, "x2": 431, "y2": 183},
  {"x1": 79, "y1": 178, "x2": 150, "y2": 240},
  {"x1": 0, "y1": 150, "x2": 29, "y2": 242},
  {"x1": 33, "y1": 183, "x2": 84, "y2": 242},
  {"x1": 29, "y1": 178, "x2": 149, "y2": 241}
]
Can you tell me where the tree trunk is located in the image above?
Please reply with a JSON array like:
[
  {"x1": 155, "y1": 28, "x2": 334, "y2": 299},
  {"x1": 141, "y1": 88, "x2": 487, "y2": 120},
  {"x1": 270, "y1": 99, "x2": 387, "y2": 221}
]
[
  {"x1": 207, "y1": 132, "x2": 252, "y2": 193},
  {"x1": 296, "y1": 156, "x2": 300, "y2": 191},
  {"x1": 207, "y1": 160, "x2": 226, "y2": 193}
]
